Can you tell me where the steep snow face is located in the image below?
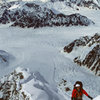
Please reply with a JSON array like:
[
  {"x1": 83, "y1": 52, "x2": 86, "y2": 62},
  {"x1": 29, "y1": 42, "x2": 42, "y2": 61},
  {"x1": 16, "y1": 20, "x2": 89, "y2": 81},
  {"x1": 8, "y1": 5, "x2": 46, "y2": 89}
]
[
  {"x1": 64, "y1": 33, "x2": 100, "y2": 76},
  {"x1": 0, "y1": 67, "x2": 66, "y2": 100},
  {"x1": 0, "y1": 1, "x2": 94, "y2": 28},
  {"x1": 0, "y1": 50, "x2": 14, "y2": 67}
]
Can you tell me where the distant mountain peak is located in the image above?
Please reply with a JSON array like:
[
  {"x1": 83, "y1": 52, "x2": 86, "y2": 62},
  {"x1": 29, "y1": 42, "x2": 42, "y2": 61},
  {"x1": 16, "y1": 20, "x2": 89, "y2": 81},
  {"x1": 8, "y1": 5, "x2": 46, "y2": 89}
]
[{"x1": 0, "y1": 1, "x2": 94, "y2": 28}]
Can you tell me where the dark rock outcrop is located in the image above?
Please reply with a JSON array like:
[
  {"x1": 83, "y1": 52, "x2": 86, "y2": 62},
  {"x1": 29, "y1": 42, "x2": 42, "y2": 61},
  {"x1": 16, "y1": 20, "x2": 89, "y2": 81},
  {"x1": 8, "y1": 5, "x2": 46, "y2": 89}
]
[
  {"x1": 64, "y1": 36, "x2": 91, "y2": 53},
  {"x1": 0, "y1": 69, "x2": 30, "y2": 100},
  {"x1": 64, "y1": 33, "x2": 100, "y2": 76},
  {"x1": 0, "y1": 2, "x2": 94, "y2": 28}
]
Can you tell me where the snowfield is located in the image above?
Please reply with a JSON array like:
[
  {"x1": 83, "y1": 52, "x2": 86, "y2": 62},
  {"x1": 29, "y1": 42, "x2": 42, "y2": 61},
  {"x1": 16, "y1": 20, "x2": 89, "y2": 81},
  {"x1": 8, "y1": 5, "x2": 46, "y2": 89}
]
[
  {"x1": 0, "y1": 25, "x2": 100, "y2": 99},
  {"x1": 94, "y1": 95, "x2": 100, "y2": 100},
  {"x1": 0, "y1": 0, "x2": 100, "y2": 100}
]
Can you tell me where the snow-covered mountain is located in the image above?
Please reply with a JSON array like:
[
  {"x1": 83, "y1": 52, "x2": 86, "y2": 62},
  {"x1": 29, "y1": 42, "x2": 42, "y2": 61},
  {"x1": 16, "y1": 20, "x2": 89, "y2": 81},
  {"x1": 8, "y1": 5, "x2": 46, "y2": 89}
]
[
  {"x1": 0, "y1": 66, "x2": 100, "y2": 100},
  {"x1": 64, "y1": 33, "x2": 100, "y2": 76},
  {"x1": 1, "y1": 0, "x2": 100, "y2": 11},
  {"x1": 0, "y1": 67, "x2": 66, "y2": 100},
  {"x1": 50, "y1": 0, "x2": 100, "y2": 5},
  {"x1": 0, "y1": 0, "x2": 100, "y2": 100},
  {"x1": 48, "y1": 0, "x2": 100, "y2": 8},
  {"x1": 65, "y1": 0, "x2": 100, "y2": 9},
  {"x1": 0, "y1": 1, "x2": 94, "y2": 28}
]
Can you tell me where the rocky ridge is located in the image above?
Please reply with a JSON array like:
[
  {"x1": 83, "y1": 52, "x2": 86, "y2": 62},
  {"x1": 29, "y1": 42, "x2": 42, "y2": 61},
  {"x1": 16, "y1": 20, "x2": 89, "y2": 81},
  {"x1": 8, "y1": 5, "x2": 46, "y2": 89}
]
[
  {"x1": 64, "y1": 33, "x2": 100, "y2": 76},
  {"x1": 0, "y1": 67, "x2": 66, "y2": 100},
  {"x1": 0, "y1": 68, "x2": 30, "y2": 100},
  {"x1": 0, "y1": 1, "x2": 94, "y2": 28}
]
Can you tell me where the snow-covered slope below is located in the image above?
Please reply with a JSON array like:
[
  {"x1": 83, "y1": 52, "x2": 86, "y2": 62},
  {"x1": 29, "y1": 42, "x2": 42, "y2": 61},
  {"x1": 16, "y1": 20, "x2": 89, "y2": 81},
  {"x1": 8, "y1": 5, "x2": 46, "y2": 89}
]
[
  {"x1": 0, "y1": 67, "x2": 66, "y2": 100},
  {"x1": 0, "y1": 67, "x2": 100, "y2": 100},
  {"x1": 0, "y1": 25, "x2": 100, "y2": 99},
  {"x1": 94, "y1": 95, "x2": 100, "y2": 100}
]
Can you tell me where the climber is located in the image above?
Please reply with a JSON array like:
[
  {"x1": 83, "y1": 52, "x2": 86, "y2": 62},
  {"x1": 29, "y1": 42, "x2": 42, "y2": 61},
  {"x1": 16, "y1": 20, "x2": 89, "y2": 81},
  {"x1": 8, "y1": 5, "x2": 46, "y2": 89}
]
[{"x1": 71, "y1": 81, "x2": 93, "y2": 100}]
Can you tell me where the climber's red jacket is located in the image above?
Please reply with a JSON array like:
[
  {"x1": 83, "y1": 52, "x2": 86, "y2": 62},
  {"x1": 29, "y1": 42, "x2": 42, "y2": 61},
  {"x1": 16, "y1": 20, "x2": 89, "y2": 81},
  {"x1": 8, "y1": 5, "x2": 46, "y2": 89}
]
[{"x1": 72, "y1": 88, "x2": 89, "y2": 98}]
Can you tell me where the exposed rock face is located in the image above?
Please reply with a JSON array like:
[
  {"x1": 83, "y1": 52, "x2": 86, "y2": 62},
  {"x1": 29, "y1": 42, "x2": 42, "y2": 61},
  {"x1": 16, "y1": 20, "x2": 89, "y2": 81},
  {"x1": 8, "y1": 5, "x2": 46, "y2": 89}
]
[
  {"x1": 0, "y1": 68, "x2": 30, "y2": 100},
  {"x1": 0, "y1": 1, "x2": 16, "y2": 17},
  {"x1": 0, "y1": 2, "x2": 94, "y2": 28},
  {"x1": 64, "y1": 33, "x2": 100, "y2": 76},
  {"x1": 0, "y1": 67, "x2": 65, "y2": 100}
]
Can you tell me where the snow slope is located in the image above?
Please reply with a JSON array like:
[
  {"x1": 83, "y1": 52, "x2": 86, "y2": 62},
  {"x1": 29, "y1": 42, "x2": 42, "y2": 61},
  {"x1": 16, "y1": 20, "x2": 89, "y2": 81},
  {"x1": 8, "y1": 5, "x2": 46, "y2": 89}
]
[
  {"x1": 0, "y1": 66, "x2": 99, "y2": 100},
  {"x1": 0, "y1": 67, "x2": 66, "y2": 100},
  {"x1": 0, "y1": 0, "x2": 100, "y2": 100},
  {"x1": 94, "y1": 95, "x2": 100, "y2": 100},
  {"x1": 0, "y1": 25, "x2": 100, "y2": 100}
]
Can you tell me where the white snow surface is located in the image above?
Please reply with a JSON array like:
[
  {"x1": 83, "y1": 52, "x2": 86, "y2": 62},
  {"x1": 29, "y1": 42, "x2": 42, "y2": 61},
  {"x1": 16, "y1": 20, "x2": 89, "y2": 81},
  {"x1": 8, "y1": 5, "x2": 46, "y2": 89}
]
[
  {"x1": 18, "y1": 67, "x2": 66, "y2": 100},
  {"x1": 17, "y1": 67, "x2": 66, "y2": 100},
  {"x1": 94, "y1": 95, "x2": 100, "y2": 100},
  {"x1": 0, "y1": 1, "x2": 100, "y2": 100}
]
